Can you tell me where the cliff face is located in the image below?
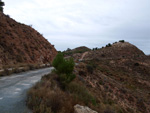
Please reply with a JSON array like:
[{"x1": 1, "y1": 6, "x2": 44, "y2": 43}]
[{"x1": 0, "y1": 12, "x2": 57, "y2": 67}]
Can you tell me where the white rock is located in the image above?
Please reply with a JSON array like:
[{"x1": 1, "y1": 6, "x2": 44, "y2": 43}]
[{"x1": 74, "y1": 104, "x2": 98, "y2": 113}]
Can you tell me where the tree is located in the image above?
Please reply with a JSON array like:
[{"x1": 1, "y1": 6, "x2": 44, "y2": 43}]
[
  {"x1": 52, "y1": 52, "x2": 75, "y2": 84},
  {"x1": 0, "y1": 0, "x2": 4, "y2": 12},
  {"x1": 52, "y1": 52, "x2": 64, "y2": 70}
]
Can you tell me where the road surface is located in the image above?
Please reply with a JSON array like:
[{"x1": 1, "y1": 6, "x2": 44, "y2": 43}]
[{"x1": 0, "y1": 67, "x2": 53, "y2": 113}]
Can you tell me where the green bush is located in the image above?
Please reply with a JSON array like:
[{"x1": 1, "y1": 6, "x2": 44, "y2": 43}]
[
  {"x1": 53, "y1": 52, "x2": 75, "y2": 74},
  {"x1": 59, "y1": 73, "x2": 76, "y2": 85},
  {"x1": 52, "y1": 52, "x2": 64, "y2": 70},
  {"x1": 52, "y1": 52, "x2": 75, "y2": 84},
  {"x1": 119, "y1": 40, "x2": 125, "y2": 43},
  {"x1": 106, "y1": 43, "x2": 112, "y2": 47}
]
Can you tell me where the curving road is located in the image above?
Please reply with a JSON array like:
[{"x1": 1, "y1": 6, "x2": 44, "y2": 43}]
[{"x1": 0, "y1": 67, "x2": 53, "y2": 113}]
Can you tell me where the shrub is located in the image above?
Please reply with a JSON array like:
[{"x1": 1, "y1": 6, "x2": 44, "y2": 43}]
[
  {"x1": 28, "y1": 64, "x2": 35, "y2": 70},
  {"x1": 134, "y1": 63, "x2": 139, "y2": 66},
  {"x1": 106, "y1": 43, "x2": 112, "y2": 47},
  {"x1": 45, "y1": 92, "x2": 63, "y2": 113},
  {"x1": 52, "y1": 52, "x2": 75, "y2": 84},
  {"x1": 66, "y1": 82, "x2": 97, "y2": 105},
  {"x1": 0, "y1": 68, "x2": 10, "y2": 76},
  {"x1": 93, "y1": 47, "x2": 98, "y2": 51},
  {"x1": 86, "y1": 62, "x2": 97, "y2": 74},
  {"x1": 79, "y1": 70, "x2": 86, "y2": 76},
  {"x1": 59, "y1": 73, "x2": 76, "y2": 85},
  {"x1": 119, "y1": 40, "x2": 125, "y2": 43},
  {"x1": 27, "y1": 74, "x2": 78, "y2": 113},
  {"x1": 0, "y1": 0, "x2": 4, "y2": 12},
  {"x1": 52, "y1": 52, "x2": 64, "y2": 71},
  {"x1": 86, "y1": 65, "x2": 94, "y2": 74}
]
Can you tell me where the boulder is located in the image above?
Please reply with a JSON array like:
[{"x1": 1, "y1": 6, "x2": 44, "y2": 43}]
[{"x1": 74, "y1": 104, "x2": 98, "y2": 113}]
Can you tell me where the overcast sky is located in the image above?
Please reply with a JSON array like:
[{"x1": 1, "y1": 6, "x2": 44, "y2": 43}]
[{"x1": 4, "y1": 0, "x2": 150, "y2": 54}]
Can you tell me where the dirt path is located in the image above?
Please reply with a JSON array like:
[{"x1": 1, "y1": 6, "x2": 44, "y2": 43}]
[{"x1": 80, "y1": 52, "x2": 88, "y2": 60}]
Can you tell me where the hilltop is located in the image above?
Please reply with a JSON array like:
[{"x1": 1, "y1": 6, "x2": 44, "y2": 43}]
[
  {"x1": 63, "y1": 46, "x2": 91, "y2": 56},
  {"x1": 75, "y1": 42, "x2": 145, "y2": 61},
  {"x1": 0, "y1": 12, "x2": 57, "y2": 68}
]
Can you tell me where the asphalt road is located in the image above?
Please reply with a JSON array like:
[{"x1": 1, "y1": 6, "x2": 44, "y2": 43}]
[{"x1": 0, "y1": 67, "x2": 53, "y2": 113}]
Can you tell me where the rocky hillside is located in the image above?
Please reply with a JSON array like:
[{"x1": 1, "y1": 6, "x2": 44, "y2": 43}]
[
  {"x1": 0, "y1": 12, "x2": 57, "y2": 68},
  {"x1": 72, "y1": 41, "x2": 150, "y2": 113},
  {"x1": 84, "y1": 42, "x2": 145, "y2": 61},
  {"x1": 26, "y1": 41, "x2": 150, "y2": 113},
  {"x1": 63, "y1": 46, "x2": 91, "y2": 56}
]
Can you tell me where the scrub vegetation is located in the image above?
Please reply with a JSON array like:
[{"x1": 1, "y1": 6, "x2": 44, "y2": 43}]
[{"x1": 27, "y1": 52, "x2": 99, "y2": 113}]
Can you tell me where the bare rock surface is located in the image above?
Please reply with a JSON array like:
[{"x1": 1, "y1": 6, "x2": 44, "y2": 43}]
[{"x1": 74, "y1": 104, "x2": 98, "y2": 113}]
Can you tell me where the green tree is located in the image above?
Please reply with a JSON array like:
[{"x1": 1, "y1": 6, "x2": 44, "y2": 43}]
[
  {"x1": 52, "y1": 52, "x2": 75, "y2": 84},
  {"x1": 52, "y1": 52, "x2": 64, "y2": 70},
  {"x1": 0, "y1": 0, "x2": 4, "y2": 12}
]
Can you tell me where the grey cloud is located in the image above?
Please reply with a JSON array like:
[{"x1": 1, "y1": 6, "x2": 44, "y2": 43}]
[{"x1": 4, "y1": 0, "x2": 150, "y2": 54}]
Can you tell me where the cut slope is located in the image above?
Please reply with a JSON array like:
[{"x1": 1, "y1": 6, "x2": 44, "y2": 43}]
[{"x1": 0, "y1": 12, "x2": 57, "y2": 67}]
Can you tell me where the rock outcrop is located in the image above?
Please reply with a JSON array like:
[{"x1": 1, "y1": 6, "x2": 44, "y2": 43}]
[
  {"x1": 74, "y1": 104, "x2": 98, "y2": 113},
  {"x1": 0, "y1": 12, "x2": 57, "y2": 67}
]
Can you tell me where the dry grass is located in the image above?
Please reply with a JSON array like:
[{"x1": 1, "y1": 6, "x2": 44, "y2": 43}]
[
  {"x1": 27, "y1": 73, "x2": 100, "y2": 113},
  {"x1": 74, "y1": 57, "x2": 150, "y2": 113},
  {"x1": 27, "y1": 73, "x2": 79, "y2": 113}
]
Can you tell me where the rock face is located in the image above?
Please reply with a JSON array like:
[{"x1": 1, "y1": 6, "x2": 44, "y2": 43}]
[
  {"x1": 0, "y1": 12, "x2": 57, "y2": 67},
  {"x1": 74, "y1": 104, "x2": 98, "y2": 113}
]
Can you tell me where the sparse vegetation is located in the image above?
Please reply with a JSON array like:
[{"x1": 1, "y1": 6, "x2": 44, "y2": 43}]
[
  {"x1": 0, "y1": 12, "x2": 57, "y2": 69},
  {"x1": 134, "y1": 62, "x2": 139, "y2": 66},
  {"x1": 86, "y1": 65, "x2": 94, "y2": 74},
  {"x1": 63, "y1": 46, "x2": 91, "y2": 56},
  {"x1": 27, "y1": 52, "x2": 101, "y2": 113},
  {"x1": 93, "y1": 47, "x2": 98, "y2": 51},
  {"x1": 27, "y1": 73, "x2": 99, "y2": 113},
  {"x1": 106, "y1": 43, "x2": 112, "y2": 47},
  {"x1": 73, "y1": 42, "x2": 150, "y2": 113},
  {"x1": 21, "y1": 40, "x2": 149, "y2": 113},
  {"x1": 66, "y1": 82, "x2": 97, "y2": 105},
  {"x1": 0, "y1": 63, "x2": 50, "y2": 77}
]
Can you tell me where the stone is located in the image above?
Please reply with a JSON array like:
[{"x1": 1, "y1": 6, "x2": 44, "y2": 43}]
[{"x1": 74, "y1": 104, "x2": 98, "y2": 113}]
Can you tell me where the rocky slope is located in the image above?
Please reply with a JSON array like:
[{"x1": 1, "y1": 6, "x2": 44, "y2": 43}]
[
  {"x1": 84, "y1": 42, "x2": 145, "y2": 61},
  {"x1": 26, "y1": 41, "x2": 150, "y2": 113},
  {"x1": 63, "y1": 46, "x2": 91, "y2": 61},
  {"x1": 72, "y1": 41, "x2": 150, "y2": 113},
  {"x1": 0, "y1": 12, "x2": 57, "y2": 68},
  {"x1": 63, "y1": 46, "x2": 91, "y2": 56}
]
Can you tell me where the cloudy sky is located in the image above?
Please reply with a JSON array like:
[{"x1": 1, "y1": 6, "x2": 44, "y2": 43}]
[{"x1": 4, "y1": 0, "x2": 150, "y2": 54}]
